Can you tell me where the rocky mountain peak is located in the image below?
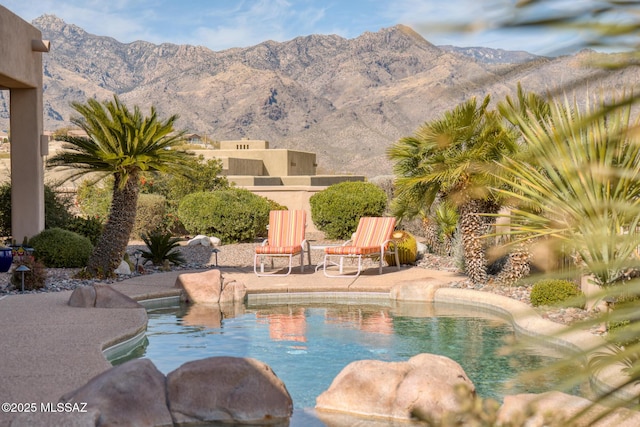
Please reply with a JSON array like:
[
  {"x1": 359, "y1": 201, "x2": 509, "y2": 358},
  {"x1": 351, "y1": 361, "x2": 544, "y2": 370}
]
[{"x1": 0, "y1": 15, "x2": 633, "y2": 177}]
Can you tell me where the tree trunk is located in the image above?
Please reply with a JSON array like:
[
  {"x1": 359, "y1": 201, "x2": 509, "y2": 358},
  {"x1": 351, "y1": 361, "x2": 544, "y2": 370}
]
[
  {"x1": 422, "y1": 217, "x2": 441, "y2": 254},
  {"x1": 496, "y1": 244, "x2": 531, "y2": 286},
  {"x1": 86, "y1": 173, "x2": 139, "y2": 277},
  {"x1": 458, "y1": 199, "x2": 498, "y2": 284}
]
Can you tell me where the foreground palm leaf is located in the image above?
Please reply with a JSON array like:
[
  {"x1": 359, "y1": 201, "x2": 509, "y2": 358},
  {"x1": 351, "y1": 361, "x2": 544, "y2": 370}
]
[
  {"x1": 495, "y1": 93, "x2": 640, "y2": 287},
  {"x1": 491, "y1": 92, "x2": 640, "y2": 424},
  {"x1": 47, "y1": 95, "x2": 194, "y2": 277}
]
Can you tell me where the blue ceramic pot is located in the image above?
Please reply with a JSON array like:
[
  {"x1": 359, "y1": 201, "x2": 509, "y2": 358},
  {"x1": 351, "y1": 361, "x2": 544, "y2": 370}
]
[{"x1": 0, "y1": 247, "x2": 13, "y2": 272}]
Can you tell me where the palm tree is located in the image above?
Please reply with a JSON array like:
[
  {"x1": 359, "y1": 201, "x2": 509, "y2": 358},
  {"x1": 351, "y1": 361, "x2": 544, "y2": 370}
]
[
  {"x1": 47, "y1": 95, "x2": 194, "y2": 277},
  {"x1": 388, "y1": 95, "x2": 518, "y2": 284}
]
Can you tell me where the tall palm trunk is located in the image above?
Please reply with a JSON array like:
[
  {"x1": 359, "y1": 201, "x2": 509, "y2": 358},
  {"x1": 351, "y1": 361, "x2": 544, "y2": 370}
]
[
  {"x1": 496, "y1": 244, "x2": 531, "y2": 286},
  {"x1": 422, "y1": 217, "x2": 441, "y2": 254},
  {"x1": 458, "y1": 199, "x2": 498, "y2": 284},
  {"x1": 87, "y1": 173, "x2": 140, "y2": 276}
]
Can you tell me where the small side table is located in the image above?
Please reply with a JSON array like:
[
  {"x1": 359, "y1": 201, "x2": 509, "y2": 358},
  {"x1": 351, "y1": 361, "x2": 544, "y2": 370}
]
[{"x1": 307, "y1": 241, "x2": 344, "y2": 272}]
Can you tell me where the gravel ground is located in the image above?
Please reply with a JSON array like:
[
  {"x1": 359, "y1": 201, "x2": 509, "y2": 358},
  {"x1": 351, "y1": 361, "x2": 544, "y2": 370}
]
[{"x1": 0, "y1": 235, "x2": 603, "y2": 331}]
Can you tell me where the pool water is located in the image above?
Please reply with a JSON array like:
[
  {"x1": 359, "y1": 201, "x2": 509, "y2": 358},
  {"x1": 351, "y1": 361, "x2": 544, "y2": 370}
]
[{"x1": 111, "y1": 300, "x2": 576, "y2": 410}]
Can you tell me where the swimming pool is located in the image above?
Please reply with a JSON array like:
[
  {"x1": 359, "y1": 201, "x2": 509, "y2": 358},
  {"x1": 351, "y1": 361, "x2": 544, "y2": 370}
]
[{"x1": 110, "y1": 296, "x2": 579, "y2": 415}]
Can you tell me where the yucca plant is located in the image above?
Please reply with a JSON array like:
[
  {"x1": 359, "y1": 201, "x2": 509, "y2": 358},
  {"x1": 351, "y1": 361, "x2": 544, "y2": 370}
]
[
  {"x1": 491, "y1": 91, "x2": 640, "y2": 422},
  {"x1": 140, "y1": 231, "x2": 186, "y2": 266},
  {"x1": 494, "y1": 93, "x2": 640, "y2": 287}
]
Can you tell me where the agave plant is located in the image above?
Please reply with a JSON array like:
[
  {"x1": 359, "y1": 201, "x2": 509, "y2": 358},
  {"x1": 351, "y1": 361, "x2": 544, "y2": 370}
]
[{"x1": 140, "y1": 231, "x2": 186, "y2": 266}]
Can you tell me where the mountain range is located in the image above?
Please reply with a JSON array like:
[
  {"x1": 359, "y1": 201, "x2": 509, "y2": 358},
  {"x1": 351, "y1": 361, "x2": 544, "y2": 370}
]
[{"x1": 0, "y1": 15, "x2": 636, "y2": 177}]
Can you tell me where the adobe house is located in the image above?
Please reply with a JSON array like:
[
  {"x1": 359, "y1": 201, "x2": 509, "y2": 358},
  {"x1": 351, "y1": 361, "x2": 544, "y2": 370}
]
[
  {"x1": 0, "y1": 6, "x2": 50, "y2": 241},
  {"x1": 202, "y1": 139, "x2": 365, "y2": 231}
]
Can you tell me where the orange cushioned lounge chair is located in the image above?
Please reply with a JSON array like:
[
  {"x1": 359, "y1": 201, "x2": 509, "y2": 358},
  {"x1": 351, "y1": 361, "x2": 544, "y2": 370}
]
[
  {"x1": 323, "y1": 216, "x2": 400, "y2": 277},
  {"x1": 254, "y1": 210, "x2": 308, "y2": 277}
]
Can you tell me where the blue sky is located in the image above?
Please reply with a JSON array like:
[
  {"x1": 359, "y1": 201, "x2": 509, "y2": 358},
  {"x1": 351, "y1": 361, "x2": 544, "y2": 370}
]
[{"x1": 0, "y1": 0, "x2": 611, "y2": 55}]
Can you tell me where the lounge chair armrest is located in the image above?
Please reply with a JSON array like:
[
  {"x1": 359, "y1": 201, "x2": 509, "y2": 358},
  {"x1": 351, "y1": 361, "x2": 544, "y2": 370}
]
[
  {"x1": 341, "y1": 239, "x2": 353, "y2": 247},
  {"x1": 260, "y1": 239, "x2": 269, "y2": 246}
]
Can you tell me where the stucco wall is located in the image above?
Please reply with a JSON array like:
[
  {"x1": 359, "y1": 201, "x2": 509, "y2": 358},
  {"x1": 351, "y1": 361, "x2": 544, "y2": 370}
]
[
  {"x1": 0, "y1": 7, "x2": 44, "y2": 89},
  {"x1": 201, "y1": 149, "x2": 316, "y2": 176},
  {"x1": 245, "y1": 186, "x2": 325, "y2": 232},
  {"x1": 0, "y1": 6, "x2": 48, "y2": 240}
]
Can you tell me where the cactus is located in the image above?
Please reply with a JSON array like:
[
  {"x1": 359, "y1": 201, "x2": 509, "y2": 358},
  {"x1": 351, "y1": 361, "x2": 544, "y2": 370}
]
[{"x1": 385, "y1": 230, "x2": 418, "y2": 266}]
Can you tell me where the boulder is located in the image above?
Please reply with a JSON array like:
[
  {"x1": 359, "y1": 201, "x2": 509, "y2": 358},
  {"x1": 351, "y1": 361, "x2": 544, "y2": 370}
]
[
  {"x1": 59, "y1": 359, "x2": 173, "y2": 427},
  {"x1": 315, "y1": 353, "x2": 474, "y2": 423},
  {"x1": 175, "y1": 270, "x2": 246, "y2": 304},
  {"x1": 167, "y1": 356, "x2": 293, "y2": 425},
  {"x1": 68, "y1": 286, "x2": 96, "y2": 307},
  {"x1": 113, "y1": 260, "x2": 131, "y2": 275},
  {"x1": 417, "y1": 241, "x2": 428, "y2": 256},
  {"x1": 187, "y1": 235, "x2": 211, "y2": 246},
  {"x1": 68, "y1": 285, "x2": 143, "y2": 309},
  {"x1": 209, "y1": 236, "x2": 221, "y2": 246},
  {"x1": 176, "y1": 269, "x2": 223, "y2": 303},
  {"x1": 94, "y1": 284, "x2": 144, "y2": 308},
  {"x1": 498, "y1": 391, "x2": 640, "y2": 427},
  {"x1": 220, "y1": 278, "x2": 246, "y2": 304}
]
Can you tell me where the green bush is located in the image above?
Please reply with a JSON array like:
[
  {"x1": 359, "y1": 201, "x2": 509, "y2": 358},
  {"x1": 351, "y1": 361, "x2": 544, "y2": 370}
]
[
  {"x1": 177, "y1": 188, "x2": 272, "y2": 243},
  {"x1": 0, "y1": 183, "x2": 10, "y2": 237},
  {"x1": 0, "y1": 182, "x2": 76, "y2": 238},
  {"x1": 28, "y1": 228, "x2": 93, "y2": 268},
  {"x1": 132, "y1": 194, "x2": 166, "y2": 238},
  {"x1": 310, "y1": 181, "x2": 387, "y2": 239},
  {"x1": 11, "y1": 256, "x2": 47, "y2": 291},
  {"x1": 606, "y1": 293, "x2": 640, "y2": 346},
  {"x1": 65, "y1": 216, "x2": 104, "y2": 245},
  {"x1": 530, "y1": 279, "x2": 585, "y2": 308},
  {"x1": 44, "y1": 184, "x2": 75, "y2": 230},
  {"x1": 75, "y1": 180, "x2": 111, "y2": 222}
]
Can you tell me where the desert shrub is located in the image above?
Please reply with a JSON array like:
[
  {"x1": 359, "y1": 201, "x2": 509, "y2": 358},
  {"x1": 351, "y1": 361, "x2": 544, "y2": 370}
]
[
  {"x1": 44, "y1": 184, "x2": 75, "y2": 230},
  {"x1": 0, "y1": 183, "x2": 10, "y2": 237},
  {"x1": 266, "y1": 198, "x2": 288, "y2": 211},
  {"x1": 310, "y1": 181, "x2": 387, "y2": 239},
  {"x1": 0, "y1": 182, "x2": 76, "y2": 238},
  {"x1": 144, "y1": 155, "x2": 229, "y2": 202},
  {"x1": 530, "y1": 279, "x2": 585, "y2": 308},
  {"x1": 76, "y1": 180, "x2": 111, "y2": 222},
  {"x1": 28, "y1": 228, "x2": 93, "y2": 268},
  {"x1": 140, "y1": 231, "x2": 185, "y2": 266},
  {"x1": 65, "y1": 216, "x2": 104, "y2": 245},
  {"x1": 11, "y1": 256, "x2": 47, "y2": 291},
  {"x1": 385, "y1": 230, "x2": 418, "y2": 266},
  {"x1": 131, "y1": 194, "x2": 166, "y2": 238},
  {"x1": 606, "y1": 293, "x2": 640, "y2": 346},
  {"x1": 177, "y1": 188, "x2": 272, "y2": 243}
]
